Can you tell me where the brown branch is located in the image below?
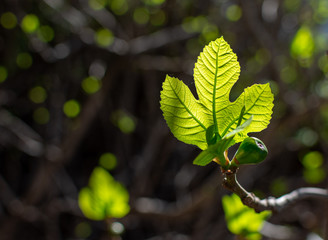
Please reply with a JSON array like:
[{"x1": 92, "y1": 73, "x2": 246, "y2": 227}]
[{"x1": 222, "y1": 168, "x2": 328, "y2": 213}]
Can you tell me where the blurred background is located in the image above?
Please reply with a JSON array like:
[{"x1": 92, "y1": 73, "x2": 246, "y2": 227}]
[{"x1": 1, "y1": 0, "x2": 328, "y2": 239}]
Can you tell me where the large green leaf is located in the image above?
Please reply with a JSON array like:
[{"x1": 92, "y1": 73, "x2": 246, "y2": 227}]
[
  {"x1": 218, "y1": 83, "x2": 274, "y2": 144},
  {"x1": 222, "y1": 194, "x2": 271, "y2": 240},
  {"x1": 160, "y1": 37, "x2": 274, "y2": 164},
  {"x1": 194, "y1": 37, "x2": 240, "y2": 134},
  {"x1": 160, "y1": 75, "x2": 209, "y2": 150}
]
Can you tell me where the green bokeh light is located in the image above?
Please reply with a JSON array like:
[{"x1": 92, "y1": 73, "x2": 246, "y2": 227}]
[
  {"x1": 303, "y1": 168, "x2": 326, "y2": 184},
  {"x1": 143, "y1": 0, "x2": 165, "y2": 6},
  {"x1": 302, "y1": 151, "x2": 323, "y2": 170},
  {"x1": 88, "y1": 0, "x2": 107, "y2": 10},
  {"x1": 182, "y1": 16, "x2": 208, "y2": 33},
  {"x1": 316, "y1": 80, "x2": 328, "y2": 98},
  {"x1": 95, "y1": 28, "x2": 114, "y2": 47},
  {"x1": 99, "y1": 152, "x2": 117, "y2": 170},
  {"x1": 291, "y1": 26, "x2": 314, "y2": 60},
  {"x1": 1, "y1": 12, "x2": 17, "y2": 29},
  {"x1": 29, "y1": 86, "x2": 47, "y2": 104},
  {"x1": 133, "y1": 7, "x2": 150, "y2": 25},
  {"x1": 75, "y1": 222, "x2": 92, "y2": 239},
  {"x1": 81, "y1": 76, "x2": 101, "y2": 94},
  {"x1": 312, "y1": 0, "x2": 328, "y2": 23},
  {"x1": 110, "y1": 0, "x2": 129, "y2": 15},
  {"x1": 318, "y1": 54, "x2": 328, "y2": 73},
  {"x1": 63, "y1": 99, "x2": 81, "y2": 118},
  {"x1": 201, "y1": 24, "x2": 219, "y2": 43},
  {"x1": 226, "y1": 5, "x2": 242, "y2": 22},
  {"x1": 16, "y1": 52, "x2": 33, "y2": 69},
  {"x1": 118, "y1": 115, "x2": 135, "y2": 134},
  {"x1": 280, "y1": 65, "x2": 297, "y2": 84},
  {"x1": 37, "y1": 25, "x2": 55, "y2": 42},
  {"x1": 270, "y1": 177, "x2": 287, "y2": 197},
  {"x1": 283, "y1": 0, "x2": 301, "y2": 12},
  {"x1": 33, "y1": 107, "x2": 50, "y2": 125},
  {"x1": 150, "y1": 10, "x2": 166, "y2": 26},
  {"x1": 0, "y1": 66, "x2": 8, "y2": 83},
  {"x1": 21, "y1": 14, "x2": 40, "y2": 33},
  {"x1": 112, "y1": 111, "x2": 136, "y2": 134}
]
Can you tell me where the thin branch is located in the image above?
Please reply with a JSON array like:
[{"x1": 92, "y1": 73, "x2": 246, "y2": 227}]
[{"x1": 222, "y1": 168, "x2": 328, "y2": 213}]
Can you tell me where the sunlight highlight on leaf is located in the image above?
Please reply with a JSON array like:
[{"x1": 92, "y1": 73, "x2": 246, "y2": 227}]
[
  {"x1": 160, "y1": 37, "x2": 274, "y2": 165},
  {"x1": 222, "y1": 194, "x2": 271, "y2": 240},
  {"x1": 290, "y1": 25, "x2": 314, "y2": 65},
  {"x1": 78, "y1": 167, "x2": 130, "y2": 220}
]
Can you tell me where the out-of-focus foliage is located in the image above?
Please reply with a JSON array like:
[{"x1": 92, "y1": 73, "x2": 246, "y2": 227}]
[
  {"x1": 99, "y1": 152, "x2": 117, "y2": 170},
  {"x1": 301, "y1": 151, "x2": 326, "y2": 184},
  {"x1": 78, "y1": 166, "x2": 130, "y2": 220},
  {"x1": 222, "y1": 194, "x2": 271, "y2": 240}
]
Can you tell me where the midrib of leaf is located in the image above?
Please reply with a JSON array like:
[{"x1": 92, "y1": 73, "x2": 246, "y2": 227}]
[
  {"x1": 221, "y1": 85, "x2": 267, "y2": 137},
  {"x1": 168, "y1": 79, "x2": 207, "y2": 131},
  {"x1": 212, "y1": 40, "x2": 221, "y2": 134}
]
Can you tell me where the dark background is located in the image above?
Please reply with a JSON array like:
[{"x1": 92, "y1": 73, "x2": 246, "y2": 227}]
[{"x1": 1, "y1": 0, "x2": 328, "y2": 239}]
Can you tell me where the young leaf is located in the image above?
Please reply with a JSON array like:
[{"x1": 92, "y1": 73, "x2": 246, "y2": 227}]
[
  {"x1": 160, "y1": 75, "x2": 209, "y2": 150},
  {"x1": 160, "y1": 37, "x2": 274, "y2": 165},
  {"x1": 193, "y1": 116, "x2": 253, "y2": 166},
  {"x1": 194, "y1": 37, "x2": 241, "y2": 135},
  {"x1": 222, "y1": 194, "x2": 271, "y2": 240},
  {"x1": 78, "y1": 167, "x2": 130, "y2": 220}
]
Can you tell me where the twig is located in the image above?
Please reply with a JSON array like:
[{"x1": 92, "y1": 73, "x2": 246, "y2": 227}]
[{"x1": 222, "y1": 168, "x2": 328, "y2": 213}]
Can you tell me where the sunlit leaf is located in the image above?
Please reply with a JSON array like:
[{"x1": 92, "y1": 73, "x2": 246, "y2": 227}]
[
  {"x1": 222, "y1": 194, "x2": 271, "y2": 240},
  {"x1": 78, "y1": 167, "x2": 130, "y2": 220},
  {"x1": 291, "y1": 26, "x2": 314, "y2": 60},
  {"x1": 160, "y1": 37, "x2": 274, "y2": 165}
]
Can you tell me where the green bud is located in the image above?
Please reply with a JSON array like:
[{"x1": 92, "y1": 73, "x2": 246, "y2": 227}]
[{"x1": 232, "y1": 137, "x2": 268, "y2": 165}]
